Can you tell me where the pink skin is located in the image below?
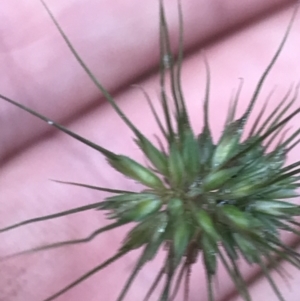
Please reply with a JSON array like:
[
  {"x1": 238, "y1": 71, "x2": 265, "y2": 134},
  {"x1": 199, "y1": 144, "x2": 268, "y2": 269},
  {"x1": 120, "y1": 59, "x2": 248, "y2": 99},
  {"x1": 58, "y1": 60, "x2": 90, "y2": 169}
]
[{"x1": 0, "y1": 0, "x2": 300, "y2": 300}]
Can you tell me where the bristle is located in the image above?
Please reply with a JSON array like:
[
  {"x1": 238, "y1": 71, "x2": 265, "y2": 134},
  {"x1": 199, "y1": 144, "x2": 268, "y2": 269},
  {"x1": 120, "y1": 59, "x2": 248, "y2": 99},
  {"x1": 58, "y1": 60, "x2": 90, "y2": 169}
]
[
  {"x1": 42, "y1": 251, "x2": 127, "y2": 301},
  {"x1": 1, "y1": 222, "x2": 124, "y2": 261}
]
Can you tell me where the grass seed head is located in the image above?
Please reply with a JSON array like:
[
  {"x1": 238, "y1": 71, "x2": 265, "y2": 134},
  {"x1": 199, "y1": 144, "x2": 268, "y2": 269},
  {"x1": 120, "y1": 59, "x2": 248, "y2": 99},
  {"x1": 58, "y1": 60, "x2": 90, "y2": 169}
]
[{"x1": 1, "y1": 1, "x2": 300, "y2": 301}]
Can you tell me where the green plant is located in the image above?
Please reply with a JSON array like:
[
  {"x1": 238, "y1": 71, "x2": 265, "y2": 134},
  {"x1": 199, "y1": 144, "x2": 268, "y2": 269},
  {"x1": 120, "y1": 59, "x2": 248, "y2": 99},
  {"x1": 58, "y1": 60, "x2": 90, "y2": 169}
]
[{"x1": 1, "y1": 1, "x2": 300, "y2": 301}]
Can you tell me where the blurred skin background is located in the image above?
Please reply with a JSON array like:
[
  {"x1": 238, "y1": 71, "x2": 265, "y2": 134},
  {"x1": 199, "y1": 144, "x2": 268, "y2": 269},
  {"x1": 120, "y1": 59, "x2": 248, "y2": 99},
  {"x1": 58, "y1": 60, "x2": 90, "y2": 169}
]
[{"x1": 0, "y1": 0, "x2": 300, "y2": 300}]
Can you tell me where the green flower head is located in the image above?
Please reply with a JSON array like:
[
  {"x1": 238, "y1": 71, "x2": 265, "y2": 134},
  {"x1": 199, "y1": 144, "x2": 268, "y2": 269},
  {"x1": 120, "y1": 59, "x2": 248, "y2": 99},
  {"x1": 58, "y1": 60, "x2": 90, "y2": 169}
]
[{"x1": 1, "y1": 1, "x2": 300, "y2": 301}]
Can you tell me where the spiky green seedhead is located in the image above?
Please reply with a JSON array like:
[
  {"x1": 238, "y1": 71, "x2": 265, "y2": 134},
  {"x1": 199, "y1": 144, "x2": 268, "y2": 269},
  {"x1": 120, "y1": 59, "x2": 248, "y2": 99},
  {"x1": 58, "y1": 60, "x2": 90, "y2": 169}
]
[{"x1": 0, "y1": 1, "x2": 300, "y2": 301}]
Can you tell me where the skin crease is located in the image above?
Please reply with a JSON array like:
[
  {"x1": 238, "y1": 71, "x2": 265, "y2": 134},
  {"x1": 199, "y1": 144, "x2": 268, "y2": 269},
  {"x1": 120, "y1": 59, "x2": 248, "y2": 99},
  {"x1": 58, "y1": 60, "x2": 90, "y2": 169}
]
[{"x1": 0, "y1": 0, "x2": 300, "y2": 300}]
